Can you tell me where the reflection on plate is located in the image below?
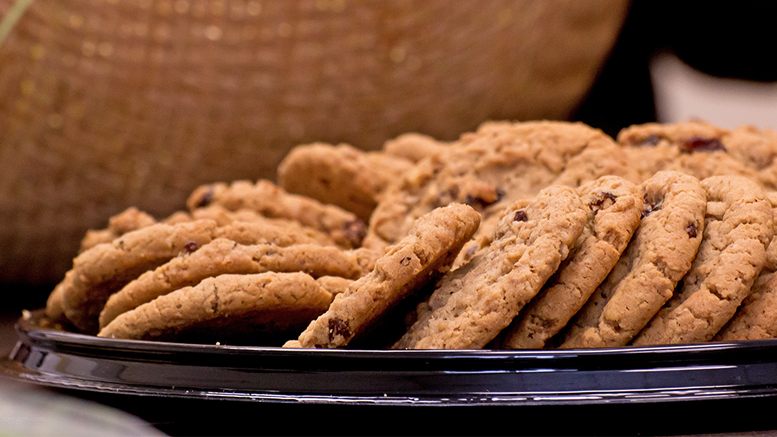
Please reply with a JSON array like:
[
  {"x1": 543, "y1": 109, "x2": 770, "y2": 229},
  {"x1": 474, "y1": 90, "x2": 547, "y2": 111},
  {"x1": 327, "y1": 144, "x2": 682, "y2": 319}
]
[{"x1": 4, "y1": 309, "x2": 777, "y2": 407}]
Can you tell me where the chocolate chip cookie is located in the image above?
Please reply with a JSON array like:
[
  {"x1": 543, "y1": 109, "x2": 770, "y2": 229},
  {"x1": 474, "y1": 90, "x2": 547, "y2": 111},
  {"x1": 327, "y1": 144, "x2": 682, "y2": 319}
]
[
  {"x1": 560, "y1": 171, "x2": 707, "y2": 349},
  {"x1": 287, "y1": 203, "x2": 480, "y2": 349},
  {"x1": 60, "y1": 218, "x2": 339, "y2": 334},
  {"x1": 98, "y1": 272, "x2": 337, "y2": 345},
  {"x1": 277, "y1": 142, "x2": 413, "y2": 221},
  {"x1": 714, "y1": 270, "x2": 777, "y2": 341},
  {"x1": 381, "y1": 132, "x2": 450, "y2": 163},
  {"x1": 393, "y1": 184, "x2": 588, "y2": 350},
  {"x1": 501, "y1": 176, "x2": 642, "y2": 349},
  {"x1": 365, "y1": 120, "x2": 625, "y2": 257},
  {"x1": 617, "y1": 120, "x2": 758, "y2": 183},
  {"x1": 98, "y1": 238, "x2": 378, "y2": 329},
  {"x1": 632, "y1": 175, "x2": 773, "y2": 345},
  {"x1": 186, "y1": 179, "x2": 366, "y2": 248}
]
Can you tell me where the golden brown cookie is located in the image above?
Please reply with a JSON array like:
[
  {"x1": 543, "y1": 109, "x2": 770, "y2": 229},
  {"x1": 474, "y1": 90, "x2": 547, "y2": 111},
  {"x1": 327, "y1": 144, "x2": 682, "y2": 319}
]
[
  {"x1": 714, "y1": 270, "x2": 777, "y2": 341},
  {"x1": 633, "y1": 175, "x2": 773, "y2": 346},
  {"x1": 190, "y1": 204, "x2": 337, "y2": 246},
  {"x1": 287, "y1": 203, "x2": 480, "y2": 349},
  {"x1": 186, "y1": 179, "x2": 366, "y2": 248},
  {"x1": 98, "y1": 239, "x2": 378, "y2": 329},
  {"x1": 559, "y1": 171, "x2": 707, "y2": 349},
  {"x1": 59, "y1": 218, "x2": 338, "y2": 334},
  {"x1": 98, "y1": 272, "x2": 336, "y2": 345},
  {"x1": 616, "y1": 120, "x2": 759, "y2": 183},
  {"x1": 393, "y1": 184, "x2": 588, "y2": 350},
  {"x1": 277, "y1": 143, "x2": 413, "y2": 221},
  {"x1": 365, "y1": 120, "x2": 629, "y2": 261},
  {"x1": 501, "y1": 176, "x2": 642, "y2": 349},
  {"x1": 381, "y1": 132, "x2": 450, "y2": 163},
  {"x1": 79, "y1": 207, "x2": 158, "y2": 252}
]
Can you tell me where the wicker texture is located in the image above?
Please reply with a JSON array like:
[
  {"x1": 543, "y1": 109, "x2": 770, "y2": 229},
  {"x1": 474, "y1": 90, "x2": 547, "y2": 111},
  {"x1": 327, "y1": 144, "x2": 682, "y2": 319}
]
[{"x1": 0, "y1": 0, "x2": 629, "y2": 285}]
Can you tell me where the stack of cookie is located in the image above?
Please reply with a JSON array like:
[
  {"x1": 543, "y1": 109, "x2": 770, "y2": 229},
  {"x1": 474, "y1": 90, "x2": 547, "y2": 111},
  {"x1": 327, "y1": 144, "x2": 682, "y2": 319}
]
[{"x1": 43, "y1": 119, "x2": 777, "y2": 349}]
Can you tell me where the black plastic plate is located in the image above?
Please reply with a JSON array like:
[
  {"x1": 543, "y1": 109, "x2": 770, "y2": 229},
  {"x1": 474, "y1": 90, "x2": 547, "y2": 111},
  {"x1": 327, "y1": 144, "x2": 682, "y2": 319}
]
[{"x1": 4, "y1": 310, "x2": 777, "y2": 407}]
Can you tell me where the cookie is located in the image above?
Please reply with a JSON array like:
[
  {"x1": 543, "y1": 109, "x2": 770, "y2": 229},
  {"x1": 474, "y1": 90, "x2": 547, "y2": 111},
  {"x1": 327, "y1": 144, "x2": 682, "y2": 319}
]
[
  {"x1": 393, "y1": 184, "x2": 588, "y2": 350},
  {"x1": 616, "y1": 120, "x2": 758, "y2": 183},
  {"x1": 633, "y1": 176, "x2": 773, "y2": 345},
  {"x1": 98, "y1": 272, "x2": 336, "y2": 345},
  {"x1": 44, "y1": 270, "x2": 74, "y2": 323},
  {"x1": 711, "y1": 190, "x2": 777, "y2": 342},
  {"x1": 186, "y1": 179, "x2": 366, "y2": 248},
  {"x1": 456, "y1": 141, "x2": 641, "y2": 268},
  {"x1": 381, "y1": 132, "x2": 450, "y2": 163},
  {"x1": 314, "y1": 276, "x2": 355, "y2": 297},
  {"x1": 714, "y1": 270, "x2": 777, "y2": 341},
  {"x1": 559, "y1": 171, "x2": 707, "y2": 349},
  {"x1": 500, "y1": 176, "x2": 642, "y2": 349},
  {"x1": 277, "y1": 142, "x2": 413, "y2": 221},
  {"x1": 366, "y1": 121, "x2": 624, "y2": 255},
  {"x1": 287, "y1": 203, "x2": 480, "y2": 349},
  {"x1": 79, "y1": 207, "x2": 157, "y2": 252},
  {"x1": 721, "y1": 125, "x2": 777, "y2": 191},
  {"x1": 190, "y1": 204, "x2": 337, "y2": 247},
  {"x1": 61, "y1": 218, "x2": 337, "y2": 334},
  {"x1": 762, "y1": 191, "x2": 777, "y2": 272},
  {"x1": 98, "y1": 238, "x2": 378, "y2": 329}
]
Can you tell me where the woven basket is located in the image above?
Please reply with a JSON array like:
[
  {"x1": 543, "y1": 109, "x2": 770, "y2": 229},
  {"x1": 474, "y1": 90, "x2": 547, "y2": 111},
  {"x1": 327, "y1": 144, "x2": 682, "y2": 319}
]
[{"x1": 0, "y1": 0, "x2": 629, "y2": 285}]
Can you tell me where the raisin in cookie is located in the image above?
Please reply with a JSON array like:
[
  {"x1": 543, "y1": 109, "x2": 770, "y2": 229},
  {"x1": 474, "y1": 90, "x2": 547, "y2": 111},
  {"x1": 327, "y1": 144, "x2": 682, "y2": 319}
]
[
  {"x1": 617, "y1": 120, "x2": 758, "y2": 183},
  {"x1": 98, "y1": 239, "x2": 377, "y2": 329},
  {"x1": 633, "y1": 176, "x2": 773, "y2": 345},
  {"x1": 560, "y1": 171, "x2": 706, "y2": 349},
  {"x1": 286, "y1": 203, "x2": 480, "y2": 349},
  {"x1": 98, "y1": 272, "x2": 336, "y2": 345},
  {"x1": 393, "y1": 184, "x2": 588, "y2": 350},
  {"x1": 501, "y1": 176, "x2": 641, "y2": 349}
]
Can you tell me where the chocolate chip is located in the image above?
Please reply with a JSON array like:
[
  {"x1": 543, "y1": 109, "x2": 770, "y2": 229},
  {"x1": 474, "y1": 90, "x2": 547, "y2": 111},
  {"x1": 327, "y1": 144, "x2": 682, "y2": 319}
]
[
  {"x1": 681, "y1": 137, "x2": 727, "y2": 153},
  {"x1": 494, "y1": 188, "x2": 506, "y2": 203},
  {"x1": 399, "y1": 256, "x2": 412, "y2": 266},
  {"x1": 463, "y1": 187, "x2": 504, "y2": 210},
  {"x1": 463, "y1": 194, "x2": 493, "y2": 209},
  {"x1": 343, "y1": 220, "x2": 366, "y2": 246},
  {"x1": 328, "y1": 317, "x2": 351, "y2": 342},
  {"x1": 514, "y1": 210, "x2": 528, "y2": 222},
  {"x1": 183, "y1": 241, "x2": 199, "y2": 254},
  {"x1": 195, "y1": 190, "x2": 214, "y2": 208},
  {"x1": 589, "y1": 191, "x2": 617, "y2": 211},
  {"x1": 686, "y1": 223, "x2": 698, "y2": 238}
]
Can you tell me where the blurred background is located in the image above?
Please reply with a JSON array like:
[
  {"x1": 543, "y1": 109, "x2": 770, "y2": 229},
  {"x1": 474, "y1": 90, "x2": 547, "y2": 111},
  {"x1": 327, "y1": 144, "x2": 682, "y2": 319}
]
[{"x1": 1, "y1": 0, "x2": 776, "y2": 312}]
